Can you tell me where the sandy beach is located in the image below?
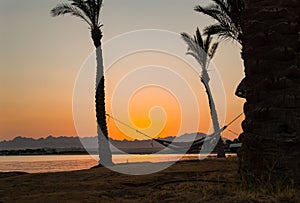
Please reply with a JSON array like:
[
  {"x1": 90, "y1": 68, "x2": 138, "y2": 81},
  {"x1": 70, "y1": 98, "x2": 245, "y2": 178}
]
[{"x1": 0, "y1": 158, "x2": 298, "y2": 203}]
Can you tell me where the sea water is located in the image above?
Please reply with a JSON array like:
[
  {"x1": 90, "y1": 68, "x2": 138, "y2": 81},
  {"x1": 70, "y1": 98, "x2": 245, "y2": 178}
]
[{"x1": 0, "y1": 154, "x2": 209, "y2": 173}]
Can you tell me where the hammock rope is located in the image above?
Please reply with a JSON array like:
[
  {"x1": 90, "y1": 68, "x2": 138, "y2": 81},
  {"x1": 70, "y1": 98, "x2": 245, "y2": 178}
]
[
  {"x1": 105, "y1": 112, "x2": 243, "y2": 141},
  {"x1": 228, "y1": 129, "x2": 239, "y2": 136},
  {"x1": 106, "y1": 114, "x2": 154, "y2": 140}
]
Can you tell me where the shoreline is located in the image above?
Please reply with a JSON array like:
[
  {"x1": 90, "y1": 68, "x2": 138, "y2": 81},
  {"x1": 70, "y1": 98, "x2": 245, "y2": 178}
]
[
  {"x1": 0, "y1": 158, "x2": 214, "y2": 174},
  {"x1": 0, "y1": 150, "x2": 235, "y2": 156}
]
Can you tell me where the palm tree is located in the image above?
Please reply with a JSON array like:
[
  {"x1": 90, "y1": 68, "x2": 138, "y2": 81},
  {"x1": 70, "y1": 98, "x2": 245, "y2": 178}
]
[
  {"x1": 51, "y1": 0, "x2": 113, "y2": 166},
  {"x1": 196, "y1": 0, "x2": 300, "y2": 185},
  {"x1": 181, "y1": 28, "x2": 226, "y2": 158},
  {"x1": 194, "y1": 0, "x2": 245, "y2": 97},
  {"x1": 194, "y1": 0, "x2": 244, "y2": 44},
  {"x1": 238, "y1": 0, "x2": 300, "y2": 185}
]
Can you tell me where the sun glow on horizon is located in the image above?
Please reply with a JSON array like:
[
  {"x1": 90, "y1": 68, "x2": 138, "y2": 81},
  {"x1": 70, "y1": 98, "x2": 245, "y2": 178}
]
[
  {"x1": 0, "y1": 0, "x2": 244, "y2": 142},
  {"x1": 73, "y1": 50, "x2": 213, "y2": 141}
]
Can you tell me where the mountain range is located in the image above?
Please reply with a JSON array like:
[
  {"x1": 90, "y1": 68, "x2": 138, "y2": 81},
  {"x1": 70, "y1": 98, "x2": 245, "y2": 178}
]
[{"x1": 0, "y1": 132, "x2": 207, "y2": 153}]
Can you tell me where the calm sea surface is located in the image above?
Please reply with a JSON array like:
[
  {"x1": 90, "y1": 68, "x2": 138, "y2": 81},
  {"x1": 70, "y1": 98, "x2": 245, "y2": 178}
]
[{"x1": 0, "y1": 154, "x2": 212, "y2": 173}]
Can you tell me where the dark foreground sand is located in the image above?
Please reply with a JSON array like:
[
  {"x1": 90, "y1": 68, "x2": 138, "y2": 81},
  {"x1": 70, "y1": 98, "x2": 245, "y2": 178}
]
[{"x1": 0, "y1": 158, "x2": 298, "y2": 203}]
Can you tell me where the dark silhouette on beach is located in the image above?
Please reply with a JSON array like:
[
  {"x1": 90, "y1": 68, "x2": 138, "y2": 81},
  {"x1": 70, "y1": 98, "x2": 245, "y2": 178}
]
[
  {"x1": 181, "y1": 28, "x2": 226, "y2": 158},
  {"x1": 196, "y1": 0, "x2": 300, "y2": 186},
  {"x1": 51, "y1": 0, "x2": 113, "y2": 166}
]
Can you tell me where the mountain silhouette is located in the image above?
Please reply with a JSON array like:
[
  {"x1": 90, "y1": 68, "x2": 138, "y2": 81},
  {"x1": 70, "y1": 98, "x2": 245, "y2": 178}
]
[{"x1": 0, "y1": 132, "x2": 207, "y2": 153}]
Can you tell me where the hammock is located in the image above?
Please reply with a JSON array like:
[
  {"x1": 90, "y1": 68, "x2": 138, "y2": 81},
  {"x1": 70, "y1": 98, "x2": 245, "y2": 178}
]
[
  {"x1": 106, "y1": 113, "x2": 243, "y2": 153},
  {"x1": 153, "y1": 126, "x2": 227, "y2": 153}
]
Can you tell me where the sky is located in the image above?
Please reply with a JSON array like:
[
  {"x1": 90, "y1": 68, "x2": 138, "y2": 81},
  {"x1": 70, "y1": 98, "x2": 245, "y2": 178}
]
[{"x1": 0, "y1": 0, "x2": 245, "y2": 141}]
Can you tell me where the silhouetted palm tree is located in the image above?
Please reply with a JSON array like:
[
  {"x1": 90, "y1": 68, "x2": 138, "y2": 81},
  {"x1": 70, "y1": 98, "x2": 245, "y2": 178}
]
[
  {"x1": 194, "y1": 0, "x2": 244, "y2": 44},
  {"x1": 239, "y1": 0, "x2": 300, "y2": 185},
  {"x1": 181, "y1": 28, "x2": 226, "y2": 158},
  {"x1": 195, "y1": 0, "x2": 245, "y2": 97},
  {"x1": 51, "y1": 0, "x2": 113, "y2": 166}
]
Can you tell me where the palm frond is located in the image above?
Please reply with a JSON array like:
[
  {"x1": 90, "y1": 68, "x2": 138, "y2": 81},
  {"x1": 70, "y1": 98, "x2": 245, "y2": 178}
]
[
  {"x1": 195, "y1": 27, "x2": 204, "y2": 48},
  {"x1": 186, "y1": 51, "x2": 203, "y2": 67},
  {"x1": 181, "y1": 32, "x2": 206, "y2": 66},
  {"x1": 204, "y1": 24, "x2": 237, "y2": 42},
  {"x1": 181, "y1": 33, "x2": 199, "y2": 54},
  {"x1": 211, "y1": 0, "x2": 231, "y2": 19},
  {"x1": 85, "y1": 0, "x2": 103, "y2": 28},
  {"x1": 85, "y1": 0, "x2": 96, "y2": 26},
  {"x1": 209, "y1": 43, "x2": 219, "y2": 58},
  {"x1": 195, "y1": 5, "x2": 227, "y2": 25},
  {"x1": 51, "y1": 3, "x2": 92, "y2": 27},
  {"x1": 182, "y1": 28, "x2": 219, "y2": 73},
  {"x1": 194, "y1": 0, "x2": 244, "y2": 44},
  {"x1": 70, "y1": 0, "x2": 92, "y2": 21},
  {"x1": 95, "y1": 0, "x2": 103, "y2": 27},
  {"x1": 51, "y1": 0, "x2": 104, "y2": 29},
  {"x1": 204, "y1": 35, "x2": 212, "y2": 53}
]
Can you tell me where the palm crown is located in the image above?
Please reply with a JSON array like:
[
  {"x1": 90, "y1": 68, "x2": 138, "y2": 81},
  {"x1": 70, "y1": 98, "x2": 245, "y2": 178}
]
[
  {"x1": 181, "y1": 27, "x2": 219, "y2": 72},
  {"x1": 195, "y1": 0, "x2": 244, "y2": 44},
  {"x1": 51, "y1": 0, "x2": 103, "y2": 47}
]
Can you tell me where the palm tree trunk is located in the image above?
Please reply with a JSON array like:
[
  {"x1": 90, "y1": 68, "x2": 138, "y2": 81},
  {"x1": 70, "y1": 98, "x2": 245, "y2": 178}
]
[
  {"x1": 92, "y1": 28, "x2": 113, "y2": 166},
  {"x1": 96, "y1": 75, "x2": 113, "y2": 166},
  {"x1": 201, "y1": 71, "x2": 226, "y2": 158},
  {"x1": 238, "y1": 0, "x2": 300, "y2": 185}
]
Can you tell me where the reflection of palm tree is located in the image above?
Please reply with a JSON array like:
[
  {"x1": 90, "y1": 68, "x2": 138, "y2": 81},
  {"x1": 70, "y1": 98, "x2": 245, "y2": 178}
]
[
  {"x1": 51, "y1": 0, "x2": 113, "y2": 166},
  {"x1": 181, "y1": 28, "x2": 225, "y2": 158},
  {"x1": 194, "y1": 0, "x2": 244, "y2": 44}
]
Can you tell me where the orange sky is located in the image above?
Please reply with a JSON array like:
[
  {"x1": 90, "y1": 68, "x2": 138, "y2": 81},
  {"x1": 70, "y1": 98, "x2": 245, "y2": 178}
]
[
  {"x1": 104, "y1": 51, "x2": 210, "y2": 141},
  {"x1": 0, "y1": 0, "x2": 245, "y2": 141}
]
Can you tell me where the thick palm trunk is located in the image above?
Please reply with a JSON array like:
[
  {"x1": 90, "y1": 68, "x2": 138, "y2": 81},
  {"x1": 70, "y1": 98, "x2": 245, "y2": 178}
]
[
  {"x1": 238, "y1": 0, "x2": 300, "y2": 185},
  {"x1": 202, "y1": 71, "x2": 226, "y2": 158},
  {"x1": 92, "y1": 28, "x2": 113, "y2": 166}
]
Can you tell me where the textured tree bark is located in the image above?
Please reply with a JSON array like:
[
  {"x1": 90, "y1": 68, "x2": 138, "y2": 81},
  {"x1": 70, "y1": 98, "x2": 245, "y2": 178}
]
[
  {"x1": 238, "y1": 0, "x2": 300, "y2": 185},
  {"x1": 92, "y1": 28, "x2": 113, "y2": 166},
  {"x1": 96, "y1": 76, "x2": 113, "y2": 166}
]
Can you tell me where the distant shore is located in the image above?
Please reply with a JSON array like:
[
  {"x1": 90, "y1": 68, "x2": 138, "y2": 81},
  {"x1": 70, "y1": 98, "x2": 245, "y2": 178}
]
[
  {"x1": 0, "y1": 149, "x2": 89, "y2": 156},
  {"x1": 0, "y1": 148, "x2": 234, "y2": 156}
]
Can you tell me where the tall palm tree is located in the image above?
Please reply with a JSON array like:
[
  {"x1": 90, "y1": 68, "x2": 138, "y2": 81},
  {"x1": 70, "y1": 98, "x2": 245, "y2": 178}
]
[
  {"x1": 195, "y1": 0, "x2": 245, "y2": 97},
  {"x1": 194, "y1": 0, "x2": 244, "y2": 44},
  {"x1": 195, "y1": 0, "x2": 300, "y2": 186},
  {"x1": 181, "y1": 28, "x2": 226, "y2": 158},
  {"x1": 239, "y1": 0, "x2": 300, "y2": 185},
  {"x1": 51, "y1": 0, "x2": 113, "y2": 166}
]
